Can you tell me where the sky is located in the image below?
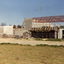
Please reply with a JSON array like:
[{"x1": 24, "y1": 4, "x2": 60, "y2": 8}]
[{"x1": 0, "y1": 0, "x2": 64, "y2": 25}]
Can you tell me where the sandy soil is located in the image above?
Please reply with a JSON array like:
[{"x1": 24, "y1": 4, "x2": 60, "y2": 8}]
[{"x1": 0, "y1": 38, "x2": 64, "y2": 45}]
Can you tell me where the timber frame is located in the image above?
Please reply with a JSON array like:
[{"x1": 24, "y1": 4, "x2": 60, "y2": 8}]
[
  {"x1": 22, "y1": 15, "x2": 64, "y2": 38},
  {"x1": 29, "y1": 26, "x2": 59, "y2": 32}
]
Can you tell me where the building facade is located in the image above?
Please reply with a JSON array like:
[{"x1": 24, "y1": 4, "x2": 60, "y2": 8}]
[
  {"x1": 0, "y1": 26, "x2": 13, "y2": 38},
  {"x1": 21, "y1": 15, "x2": 64, "y2": 39}
]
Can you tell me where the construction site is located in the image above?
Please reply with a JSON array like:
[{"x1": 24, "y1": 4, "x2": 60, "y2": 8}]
[
  {"x1": 0, "y1": 15, "x2": 64, "y2": 39},
  {"x1": 19, "y1": 15, "x2": 64, "y2": 39}
]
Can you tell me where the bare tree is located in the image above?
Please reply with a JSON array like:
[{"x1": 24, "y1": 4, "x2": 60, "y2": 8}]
[{"x1": 0, "y1": 22, "x2": 6, "y2": 26}]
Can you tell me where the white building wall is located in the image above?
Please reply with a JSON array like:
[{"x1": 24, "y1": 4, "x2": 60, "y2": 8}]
[
  {"x1": 14, "y1": 29, "x2": 24, "y2": 36},
  {"x1": 3, "y1": 26, "x2": 13, "y2": 35},
  {"x1": 0, "y1": 26, "x2": 4, "y2": 37},
  {"x1": 58, "y1": 28, "x2": 64, "y2": 39},
  {"x1": 0, "y1": 26, "x2": 13, "y2": 37},
  {"x1": 0, "y1": 26, "x2": 4, "y2": 34},
  {"x1": 32, "y1": 22, "x2": 53, "y2": 28}
]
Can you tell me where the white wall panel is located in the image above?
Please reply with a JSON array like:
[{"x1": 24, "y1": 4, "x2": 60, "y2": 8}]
[{"x1": 3, "y1": 26, "x2": 13, "y2": 35}]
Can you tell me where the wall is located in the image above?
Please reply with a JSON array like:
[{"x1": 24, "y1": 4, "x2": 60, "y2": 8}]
[
  {"x1": 24, "y1": 18, "x2": 33, "y2": 30},
  {"x1": 0, "y1": 26, "x2": 4, "y2": 37},
  {"x1": 0, "y1": 26, "x2": 4, "y2": 34},
  {"x1": 58, "y1": 28, "x2": 64, "y2": 39},
  {"x1": 32, "y1": 22, "x2": 53, "y2": 28},
  {"x1": 4, "y1": 26, "x2": 13, "y2": 35},
  {"x1": 14, "y1": 28, "x2": 24, "y2": 37},
  {"x1": 0, "y1": 26, "x2": 13, "y2": 37},
  {"x1": 14, "y1": 30, "x2": 23, "y2": 36},
  {"x1": 23, "y1": 18, "x2": 53, "y2": 30}
]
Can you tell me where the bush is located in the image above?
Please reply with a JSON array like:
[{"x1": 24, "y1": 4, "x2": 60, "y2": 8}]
[{"x1": 62, "y1": 39, "x2": 64, "y2": 41}]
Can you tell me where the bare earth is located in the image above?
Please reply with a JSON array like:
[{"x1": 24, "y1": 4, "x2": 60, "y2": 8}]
[{"x1": 0, "y1": 38, "x2": 64, "y2": 45}]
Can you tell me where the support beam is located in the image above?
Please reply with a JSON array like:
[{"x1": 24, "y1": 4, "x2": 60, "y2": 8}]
[{"x1": 55, "y1": 31, "x2": 58, "y2": 38}]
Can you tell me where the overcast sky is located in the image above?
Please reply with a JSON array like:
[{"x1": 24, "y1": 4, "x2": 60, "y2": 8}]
[{"x1": 0, "y1": 0, "x2": 64, "y2": 25}]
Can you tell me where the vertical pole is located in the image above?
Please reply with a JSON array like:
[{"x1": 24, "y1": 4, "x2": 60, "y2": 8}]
[{"x1": 55, "y1": 31, "x2": 58, "y2": 38}]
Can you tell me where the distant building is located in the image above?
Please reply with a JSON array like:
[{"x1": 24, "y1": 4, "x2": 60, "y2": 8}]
[{"x1": 0, "y1": 26, "x2": 13, "y2": 38}]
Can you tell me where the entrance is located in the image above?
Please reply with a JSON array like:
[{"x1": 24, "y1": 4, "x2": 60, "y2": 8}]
[
  {"x1": 62, "y1": 30, "x2": 64, "y2": 38},
  {"x1": 31, "y1": 30, "x2": 55, "y2": 38}
]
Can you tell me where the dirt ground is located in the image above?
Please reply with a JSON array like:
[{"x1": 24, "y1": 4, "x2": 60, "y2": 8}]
[{"x1": 0, "y1": 38, "x2": 64, "y2": 45}]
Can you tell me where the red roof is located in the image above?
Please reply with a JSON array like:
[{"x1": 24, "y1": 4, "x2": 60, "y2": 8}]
[{"x1": 33, "y1": 15, "x2": 64, "y2": 22}]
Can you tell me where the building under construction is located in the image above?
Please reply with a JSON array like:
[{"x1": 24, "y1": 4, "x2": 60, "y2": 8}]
[{"x1": 21, "y1": 15, "x2": 64, "y2": 39}]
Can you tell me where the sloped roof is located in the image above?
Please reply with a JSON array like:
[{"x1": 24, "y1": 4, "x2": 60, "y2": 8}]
[{"x1": 33, "y1": 15, "x2": 64, "y2": 22}]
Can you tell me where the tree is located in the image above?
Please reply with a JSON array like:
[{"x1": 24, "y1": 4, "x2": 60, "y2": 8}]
[
  {"x1": 0, "y1": 22, "x2": 6, "y2": 26},
  {"x1": 13, "y1": 25, "x2": 16, "y2": 28},
  {"x1": 17, "y1": 25, "x2": 21, "y2": 28}
]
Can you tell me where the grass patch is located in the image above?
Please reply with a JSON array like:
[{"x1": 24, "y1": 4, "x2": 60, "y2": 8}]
[
  {"x1": 0, "y1": 43, "x2": 19, "y2": 45},
  {"x1": 45, "y1": 38, "x2": 62, "y2": 41},
  {"x1": 25, "y1": 38, "x2": 28, "y2": 40},
  {"x1": 36, "y1": 44, "x2": 48, "y2": 46},
  {"x1": 0, "y1": 44, "x2": 64, "y2": 64},
  {"x1": 0, "y1": 43, "x2": 64, "y2": 47},
  {"x1": 34, "y1": 38, "x2": 64, "y2": 41},
  {"x1": 0, "y1": 43, "x2": 31, "y2": 46},
  {"x1": 22, "y1": 44, "x2": 31, "y2": 46},
  {"x1": 36, "y1": 44, "x2": 64, "y2": 47},
  {"x1": 35, "y1": 38, "x2": 43, "y2": 41},
  {"x1": 25, "y1": 44, "x2": 31, "y2": 46},
  {"x1": 62, "y1": 39, "x2": 64, "y2": 41}
]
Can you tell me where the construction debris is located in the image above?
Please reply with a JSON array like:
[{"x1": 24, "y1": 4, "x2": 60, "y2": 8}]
[{"x1": 23, "y1": 31, "x2": 31, "y2": 38}]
